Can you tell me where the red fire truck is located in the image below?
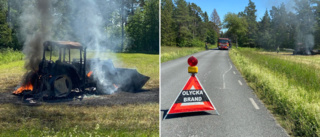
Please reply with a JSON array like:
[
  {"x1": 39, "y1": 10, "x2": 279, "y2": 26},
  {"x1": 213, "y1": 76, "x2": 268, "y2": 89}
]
[{"x1": 218, "y1": 38, "x2": 231, "y2": 50}]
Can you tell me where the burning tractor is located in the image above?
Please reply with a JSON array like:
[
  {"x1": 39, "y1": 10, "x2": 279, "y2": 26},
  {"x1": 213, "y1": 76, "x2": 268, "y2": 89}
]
[
  {"x1": 13, "y1": 41, "x2": 150, "y2": 99},
  {"x1": 293, "y1": 43, "x2": 320, "y2": 55}
]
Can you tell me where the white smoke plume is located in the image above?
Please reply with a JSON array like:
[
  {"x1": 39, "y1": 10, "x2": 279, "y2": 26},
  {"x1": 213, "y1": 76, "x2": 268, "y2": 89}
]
[
  {"x1": 67, "y1": 0, "x2": 118, "y2": 94},
  {"x1": 294, "y1": 0, "x2": 316, "y2": 54},
  {"x1": 20, "y1": 0, "x2": 52, "y2": 71}
]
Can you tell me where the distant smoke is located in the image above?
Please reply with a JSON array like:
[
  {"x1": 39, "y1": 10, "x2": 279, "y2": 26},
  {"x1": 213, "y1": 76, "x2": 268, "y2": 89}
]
[
  {"x1": 266, "y1": 0, "x2": 295, "y2": 12},
  {"x1": 294, "y1": 0, "x2": 315, "y2": 54},
  {"x1": 259, "y1": 0, "x2": 316, "y2": 53},
  {"x1": 17, "y1": 0, "x2": 125, "y2": 94}
]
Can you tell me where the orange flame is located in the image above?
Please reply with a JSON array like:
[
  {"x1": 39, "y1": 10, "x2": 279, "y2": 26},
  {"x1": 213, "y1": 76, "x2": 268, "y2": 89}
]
[
  {"x1": 13, "y1": 82, "x2": 33, "y2": 94},
  {"x1": 87, "y1": 71, "x2": 93, "y2": 77},
  {"x1": 113, "y1": 84, "x2": 119, "y2": 89}
]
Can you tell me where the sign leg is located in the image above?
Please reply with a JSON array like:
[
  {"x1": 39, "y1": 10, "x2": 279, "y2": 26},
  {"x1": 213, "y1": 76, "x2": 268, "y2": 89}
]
[
  {"x1": 215, "y1": 110, "x2": 220, "y2": 115},
  {"x1": 163, "y1": 113, "x2": 168, "y2": 120}
]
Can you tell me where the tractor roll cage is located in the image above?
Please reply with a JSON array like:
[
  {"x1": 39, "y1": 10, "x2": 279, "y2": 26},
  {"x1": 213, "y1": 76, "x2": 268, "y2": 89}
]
[{"x1": 42, "y1": 41, "x2": 87, "y2": 90}]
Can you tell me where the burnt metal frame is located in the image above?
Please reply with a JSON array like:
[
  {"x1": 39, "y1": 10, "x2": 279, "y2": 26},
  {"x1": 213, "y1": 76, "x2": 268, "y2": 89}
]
[{"x1": 42, "y1": 42, "x2": 87, "y2": 91}]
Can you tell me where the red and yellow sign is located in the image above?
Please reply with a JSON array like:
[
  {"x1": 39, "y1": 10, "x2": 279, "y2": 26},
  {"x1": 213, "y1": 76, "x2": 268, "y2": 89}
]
[{"x1": 167, "y1": 74, "x2": 216, "y2": 114}]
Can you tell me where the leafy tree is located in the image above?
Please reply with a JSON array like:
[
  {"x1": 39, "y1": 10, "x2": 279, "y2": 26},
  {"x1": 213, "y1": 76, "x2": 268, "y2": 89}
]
[
  {"x1": 313, "y1": 0, "x2": 320, "y2": 48},
  {"x1": 161, "y1": 0, "x2": 175, "y2": 46},
  {"x1": 206, "y1": 21, "x2": 217, "y2": 44},
  {"x1": 160, "y1": 0, "x2": 218, "y2": 47},
  {"x1": 127, "y1": 7, "x2": 144, "y2": 51},
  {"x1": 174, "y1": 0, "x2": 191, "y2": 47},
  {"x1": 244, "y1": 0, "x2": 257, "y2": 47},
  {"x1": 203, "y1": 11, "x2": 209, "y2": 23},
  {"x1": 189, "y1": 3, "x2": 202, "y2": 39},
  {"x1": 257, "y1": 10, "x2": 272, "y2": 49},
  {"x1": 0, "y1": 0, "x2": 12, "y2": 48},
  {"x1": 294, "y1": 0, "x2": 316, "y2": 50},
  {"x1": 270, "y1": 3, "x2": 289, "y2": 50},
  {"x1": 126, "y1": 0, "x2": 159, "y2": 53},
  {"x1": 223, "y1": 12, "x2": 248, "y2": 48},
  {"x1": 259, "y1": 10, "x2": 271, "y2": 32},
  {"x1": 144, "y1": 0, "x2": 159, "y2": 52},
  {"x1": 286, "y1": 11, "x2": 298, "y2": 49}
]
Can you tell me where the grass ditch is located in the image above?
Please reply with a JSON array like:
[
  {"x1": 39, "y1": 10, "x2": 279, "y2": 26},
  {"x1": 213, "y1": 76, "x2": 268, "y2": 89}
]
[
  {"x1": 229, "y1": 48, "x2": 320, "y2": 136},
  {"x1": 0, "y1": 51, "x2": 159, "y2": 136}
]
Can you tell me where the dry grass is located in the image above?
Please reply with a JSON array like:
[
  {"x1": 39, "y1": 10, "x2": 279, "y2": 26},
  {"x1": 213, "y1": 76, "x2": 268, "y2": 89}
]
[{"x1": 258, "y1": 51, "x2": 320, "y2": 69}]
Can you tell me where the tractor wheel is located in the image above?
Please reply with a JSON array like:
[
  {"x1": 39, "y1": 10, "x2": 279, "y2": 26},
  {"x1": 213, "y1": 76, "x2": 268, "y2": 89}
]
[{"x1": 52, "y1": 75, "x2": 72, "y2": 97}]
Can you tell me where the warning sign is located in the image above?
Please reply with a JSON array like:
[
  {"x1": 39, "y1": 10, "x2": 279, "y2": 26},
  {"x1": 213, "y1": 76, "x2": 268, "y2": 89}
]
[{"x1": 167, "y1": 75, "x2": 217, "y2": 115}]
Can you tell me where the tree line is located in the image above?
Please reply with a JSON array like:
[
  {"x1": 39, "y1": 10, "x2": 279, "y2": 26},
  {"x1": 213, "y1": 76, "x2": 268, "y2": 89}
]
[
  {"x1": 223, "y1": 0, "x2": 320, "y2": 50},
  {"x1": 161, "y1": 0, "x2": 221, "y2": 47},
  {"x1": 0, "y1": 0, "x2": 158, "y2": 53}
]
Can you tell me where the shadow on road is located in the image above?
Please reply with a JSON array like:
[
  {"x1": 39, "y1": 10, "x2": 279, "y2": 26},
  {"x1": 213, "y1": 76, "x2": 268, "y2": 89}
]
[
  {"x1": 161, "y1": 109, "x2": 216, "y2": 120},
  {"x1": 209, "y1": 48, "x2": 220, "y2": 50},
  {"x1": 208, "y1": 48, "x2": 230, "y2": 51}
]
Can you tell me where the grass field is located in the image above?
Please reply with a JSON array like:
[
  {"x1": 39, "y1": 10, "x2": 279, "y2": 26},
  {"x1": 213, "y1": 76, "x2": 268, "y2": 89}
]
[
  {"x1": 0, "y1": 48, "x2": 24, "y2": 65},
  {"x1": 0, "y1": 51, "x2": 159, "y2": 136},
  {"x1": 161, "y1": 46, "x2": 206, "y2": 62},
  {"x1": 229, "y1": 48, "x2": 320, "y2": 136}
]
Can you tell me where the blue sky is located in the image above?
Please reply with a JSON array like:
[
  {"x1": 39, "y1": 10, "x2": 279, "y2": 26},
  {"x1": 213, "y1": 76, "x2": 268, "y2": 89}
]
[{"x1": 185, "y1": 0, "x2": 295, "y2": 22}]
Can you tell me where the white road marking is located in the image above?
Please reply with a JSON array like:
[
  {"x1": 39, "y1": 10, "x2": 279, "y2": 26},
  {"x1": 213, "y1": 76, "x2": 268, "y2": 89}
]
[
  {"x1": 222, "y1": 61, "x2": 233, "y2": 89},
  {"x1": 238, "y1": 80, "x2": 243, "y2": 85},
  {"x1": 233, "y1": 71, "x2": 236, "y2": 74},
  {"x1": 249, "y1": 98, "x2": 260, "y2": 109}
]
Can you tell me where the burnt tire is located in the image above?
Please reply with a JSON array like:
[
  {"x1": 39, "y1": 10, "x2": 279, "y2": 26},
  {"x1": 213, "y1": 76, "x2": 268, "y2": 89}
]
[{"x1": 52, "y1": 75, "x2": 72, "y2": 97}]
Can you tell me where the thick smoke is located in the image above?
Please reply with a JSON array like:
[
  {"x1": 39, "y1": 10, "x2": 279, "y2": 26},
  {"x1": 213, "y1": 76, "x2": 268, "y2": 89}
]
[
  {"x1": 67, "y1": 0, "x2": 118, "y2": 94},
  {"x1": 259, "y1": 0, "x2": 316, "y2": 53},
  {"x1": 20, "y1": 0, "x2": 52, "y2": 71},
  {"x1": 18, "y1": 0, "x2": 126, "y2": 94}
]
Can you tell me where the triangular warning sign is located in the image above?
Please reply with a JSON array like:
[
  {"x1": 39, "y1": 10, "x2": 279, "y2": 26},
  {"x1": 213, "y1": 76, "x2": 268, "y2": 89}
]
[{"x1": 165, "y1": 74, "x2": 218, "y2": 118}]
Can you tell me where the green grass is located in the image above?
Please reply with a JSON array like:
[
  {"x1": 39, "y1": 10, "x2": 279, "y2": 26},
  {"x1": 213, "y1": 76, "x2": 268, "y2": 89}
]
[
  {"x1": 0, "y1": 48, "x2": 24, "y2": 65},
  {"x1": 161, "y1": 46, "x2": 206, "y2": 62},
  {"x1": 0, "y1": 103, "x2": 159, "y2": 137},
  {"x1": 114, "y1": 53, "x2": 159, "y2": 89},
  {"x1": 229, "y1": 48, "x2": 320, "y2": 136},
  {"x1": 0, "y1": 51, "x2": 159, "y2": 136}
]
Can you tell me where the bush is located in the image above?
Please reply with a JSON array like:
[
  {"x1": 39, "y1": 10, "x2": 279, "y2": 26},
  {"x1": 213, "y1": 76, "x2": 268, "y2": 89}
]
[
  {"x1": 185, "y1": 39, "x2": 205, "y2": 47},
  {"x1": 0, "y1": 48, "x2": 24, "y2": 65}
]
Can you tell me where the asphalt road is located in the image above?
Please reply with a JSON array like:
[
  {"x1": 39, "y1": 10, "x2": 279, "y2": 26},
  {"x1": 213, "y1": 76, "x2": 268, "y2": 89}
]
[{"x1": 161, "y1": 49, "x2": 289, "y2": 137}]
